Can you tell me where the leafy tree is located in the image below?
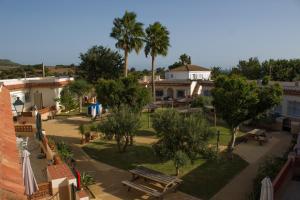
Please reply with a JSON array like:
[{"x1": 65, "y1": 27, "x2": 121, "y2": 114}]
[
  {"x1": 211, "y1": 66, "x2": 222, "y2": 80},
  {"x1": 78, "y1": 45, "x2": 123, "y2": 83},
  {"x1": 96, "y1": 77, "x2": 151, "y2": 111},
  {"x1": 152, "y1": 109, "x2": 210, "y2": 175},
  {"x1": 69, "y1": 79, "x2": 92, "y2": 113},
  {"x1": 191, "y1": 96, "x2": 212, "y2": 108},
  {"x1": 110, "y1": 11, "x2": 144, "y2": 77},
  {"x1": 99, "y1": 105, "x2": 141, "y2": 152},
  {"x1": 168, "y1": 53, "x2": 191, "y2": 70},
  {"x1": 144, "y1": 22, "x2": 170, "y2": 100},
  {"x1": 236, "y1": 57, "x2": 262, "y2": 80},
  {"x1": 179, "y1": 53, "x2": 191, "y2": 65},
  {"x1": 211, "y1": 75, "x2": 282, "y2": 155},
  {"x1": 55, "y1": 86, "x2": 78, "y2": 111}
]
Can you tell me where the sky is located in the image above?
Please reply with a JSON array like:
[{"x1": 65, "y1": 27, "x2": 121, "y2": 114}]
[{"x1": 0, "y1": 0, "x2": 300, "y2": 70}]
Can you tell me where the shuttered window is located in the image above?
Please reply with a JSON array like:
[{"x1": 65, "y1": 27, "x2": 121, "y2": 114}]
[{"x1": 287, "y1": 101, "x2": 300, "y2": 117}]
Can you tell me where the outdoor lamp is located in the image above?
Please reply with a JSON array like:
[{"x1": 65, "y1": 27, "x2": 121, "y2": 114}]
[{"x1": 13, "y1": 97, "x2": 24, "y2": 116}]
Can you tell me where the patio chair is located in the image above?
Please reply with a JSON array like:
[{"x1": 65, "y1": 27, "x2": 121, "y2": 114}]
[{"x1": 22, "y1": 137, "x2": 29, "y2": 149}]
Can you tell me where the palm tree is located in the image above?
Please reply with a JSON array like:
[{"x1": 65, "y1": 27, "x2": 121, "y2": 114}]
[
  {"x1": 144, "y1": 22, "x2": 170, "y2": 100},
  {"x1": 110, "y1": 11, "x2": 144, "y2": 77}
]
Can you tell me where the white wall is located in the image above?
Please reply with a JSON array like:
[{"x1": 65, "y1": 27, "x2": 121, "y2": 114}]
[
  {"x1": 165, "y1": 71, "x2": 211, "y2": 80},
  {"x1": 165, "y1": 71, "x2": 189, "y2": 80},
  {"x1": 9, "y1": 86, "x2": 64, "y2": 114}
]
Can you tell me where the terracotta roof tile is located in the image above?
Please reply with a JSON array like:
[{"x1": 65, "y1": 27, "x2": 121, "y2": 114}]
[
  {"x1": 0, "y1": 86, "x2": 26, "y2": 199},
  {"x1": 47, "y1": 164, "x2": 75, "y2": 180},
  {"x1": 170, "y1": 64, "x2": 210, "y2": 72}
]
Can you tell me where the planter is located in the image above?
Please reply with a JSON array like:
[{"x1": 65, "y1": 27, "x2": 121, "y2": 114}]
[
  {"x1": 85, "y1": 133, "x2": 91, "y2": 143},
  {"x1": 81, "y1": 138, "x2": 86, "y2": 144},
  {"x1": 49, "y1": 143, "x2": 55, "y2": 150},
  {"x1": 53, "y1": 155, "x2": 62, "y2": 165}
]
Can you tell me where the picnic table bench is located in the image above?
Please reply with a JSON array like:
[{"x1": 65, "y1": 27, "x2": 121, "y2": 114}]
[
  {"x1": 122, "y1": 166, "x2": 182, "y2": 199},
  {"x1": 245, "y1": 129, "x2": 270, "y2": 145}
]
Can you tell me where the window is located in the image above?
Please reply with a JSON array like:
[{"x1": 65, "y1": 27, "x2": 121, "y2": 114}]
[
  {"x1": 25, "y1": 92, "x2": 31, "y2": 103},
  {"x1": 192, "y1": 74, "x2": 197, "y2": 80},
  {"x1": 273, "y1": 104, "x2": 282, "y2": 115},
  {"x1": 203, "y1": 90, "x2": 211, "y2": 96},
  {"x1": 156, "y1": 90, "x2": 164, "y2": 97},
  {"x1": 287, "y1": 101, "x2": 300, "y2": 117},
  {"x1": 170, "y1": 74, "x2": 174, "y2": 78},
  {"x1": 177, "y1": 90, "x2": 185, "y2": 98}
]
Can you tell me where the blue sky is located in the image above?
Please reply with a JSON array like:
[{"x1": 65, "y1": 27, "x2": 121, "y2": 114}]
[{"x1": 0, "y1": 0, "x2": 300, "y2": 69}]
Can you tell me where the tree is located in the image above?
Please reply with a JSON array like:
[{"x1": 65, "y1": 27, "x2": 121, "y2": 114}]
[
  {"x1": 69, "y1": 80, "x2": 92, "y2": 113},
  {"x1": 236, "y1": 57, "x2": 262, "y2": 80},
  {"x1": 99, "y1": 105, "x2": 141, "y2": 152},
  {"x1": 211, "y1": 75, "x2": 282, "y2": 155},
  {"x1": 78, "y1": 46, "x2": 123, "y2": 83},
  {"x1": 168, "y1": 53, "x2": 191, "y2": 70},
  {"x1": 179, "y1": 53, "x2": 191, "y2": 65},
  {"x1": 144, "y1": 22, "x2": 170, "y2": 100},
  {"x1": 55, "y1": 86, "x2": 78, "y2": 111},
  {"x1": 96, "y1": 77, "x2": 151, "y2": 112},
  {"x1": 110, "y1": 11, "x2": 144, "y2": 77},
  {"x1": 152, "y1": 109, "x2": 211, "y2": 175}
]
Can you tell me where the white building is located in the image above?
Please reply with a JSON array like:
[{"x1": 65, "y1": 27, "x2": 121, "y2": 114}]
[
  {"x1": 0, "y1": 77, "x2": 73, "y2": 116},
  {"x1": 272, "y1": 81, "x2": 300, "y2": 120},
  {"x1": 141, "y1": 64, "x2": 212, "y2": 100},
  {"x1": 165, "y1": 64, "x2": 211, "y2": 80}
]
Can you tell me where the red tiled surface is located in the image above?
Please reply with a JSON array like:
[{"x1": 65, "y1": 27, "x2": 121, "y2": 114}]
[
  {"x1": 0, "y1": 85, "x2": 26, "y2": 199},
  {"x1": 47, "y1": 164, "x2": 75, "y2": 180}
]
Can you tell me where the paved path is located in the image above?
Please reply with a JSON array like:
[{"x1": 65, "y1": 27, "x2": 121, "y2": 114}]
[
  {"x1": 211, "y1": 132, "x2": 292, "y2": 200},
  {"x1": 43, "y1": 117, "x2": 199, "y2": 200}
]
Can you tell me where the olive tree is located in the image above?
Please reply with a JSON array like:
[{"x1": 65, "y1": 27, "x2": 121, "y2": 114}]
[
  {"x1": 212, "y1": 75, "x2": 282, "y2": 155},
  {"x1": 152, "y1": 109, "x2": 211, "y2": 176},
  {"x1": 99, "y1": 105, "x2": 141, "y2": 152}
]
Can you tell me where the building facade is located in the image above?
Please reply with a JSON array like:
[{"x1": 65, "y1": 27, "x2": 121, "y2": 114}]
[
  {"x1": 0, "y1": 77, "x2": 73, "y2": 115},
  {"x1": 141, "y1": 64, "x2": 212, "y2": 100}
]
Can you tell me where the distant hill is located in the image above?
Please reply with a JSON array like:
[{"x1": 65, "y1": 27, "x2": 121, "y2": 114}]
[{"x1": 0, "y1": 59, "x2": 20, "y2": 70}]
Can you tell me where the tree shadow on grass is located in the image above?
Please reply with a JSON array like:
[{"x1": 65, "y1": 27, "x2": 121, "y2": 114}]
[
  {"x1": 82, "y1": 140, "x2": 163, "y2": 170},
  {"x1": 179, "y1": 153, "x2": 248, "y2": 200},
  {"x1": 136, "y1": 129, "x2": 156, "y2": 137}
]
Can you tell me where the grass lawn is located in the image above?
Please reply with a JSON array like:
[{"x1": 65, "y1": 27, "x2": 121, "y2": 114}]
[{"x1": 83, "y1": 140, "x2": 248, "y2": 199}]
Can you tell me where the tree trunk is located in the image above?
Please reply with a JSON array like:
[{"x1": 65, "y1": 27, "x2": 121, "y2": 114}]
[
  {"x1": 116, "y1": 136, "x2": 122, "y2": 153},
  {"x1": 228, "y1": 127, "x2": 237, "y2": 159},
  {"x1": 122, "y1": 135, "x2": 129, "y2": 152},
  {"x1": 124, "y1": 49, "x2": 128, "y2": 77},
  {"x1": 176, "y1": 167, "x2": 179, "y2": 176},
  {"x1": 129, "y1": 135, "x2": 133, "y2": 146},
  {"x1": 151, "y1": 55, "x2": 156, "y2": 102},
  {"x1": 79, "y1": 96, "x2": 83, "y2": 113}
]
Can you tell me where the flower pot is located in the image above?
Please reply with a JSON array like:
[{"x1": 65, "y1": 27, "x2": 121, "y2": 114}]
[
  {"x1": 81, "y1": 138, "x2": 86, "y2": 144},
  {"x1": 53, "y1": 155, "x2": 62, "y2": 165}
]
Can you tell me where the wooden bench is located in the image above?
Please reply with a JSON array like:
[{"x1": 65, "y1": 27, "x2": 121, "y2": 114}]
[{"x1": 122, "y1": 180, "x2": 162, "y2": 199}]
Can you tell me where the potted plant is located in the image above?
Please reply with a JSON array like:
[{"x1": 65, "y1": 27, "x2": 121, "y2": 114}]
[
  {"x1": 48, "y1": 136, "x2": 56, "y2": 150},
  {"x1": 53, "y1": 154, "x2": 62, "y2": 165},
  {"x1": 79, "y1": 124, "x2": 87, "y2": 144},
  {"x1": 81, "y1": 172, "x2": 95, "y2": 190}
]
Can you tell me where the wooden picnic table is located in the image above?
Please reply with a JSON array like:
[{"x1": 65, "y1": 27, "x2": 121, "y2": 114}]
[
  {"x1": 122, "y1": 166, "x2": 182, "y2": 199},
  {"x1": 245, "y1": 129, "x2": 269, "y2": 145}
]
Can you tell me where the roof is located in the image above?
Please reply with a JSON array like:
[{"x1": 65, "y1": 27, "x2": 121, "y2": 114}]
[
  {"x1": 170, "y1": 64, "x2": 210, "y2": 72},
  {"x1": 0, "y1": 86, "x2": 26, "y2": 200},
  {"x1": 47, "y1": 164, "x2": 75, "y2": 180}
]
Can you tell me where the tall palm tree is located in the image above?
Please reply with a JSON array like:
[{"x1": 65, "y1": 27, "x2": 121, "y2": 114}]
[
  {"x1": 144, "y1": 22, "x2": 170, "y2": 100},
  {"x1": 110, "y1": 11, "x2": 144, "y2": 77}
]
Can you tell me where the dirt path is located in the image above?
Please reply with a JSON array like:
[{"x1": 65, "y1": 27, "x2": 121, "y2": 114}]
[
  {"x1": 211, "y1": 132, "x2": 292, "y2": 200},
  {"x1": 43, "y1": 117, "x2": 199, "y2": 200}
]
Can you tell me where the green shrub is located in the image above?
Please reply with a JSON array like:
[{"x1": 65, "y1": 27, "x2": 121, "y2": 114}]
[
  {"x1": 250, "y1": 156, "x2": 286, "y2": 199},
  {"x1": 56, "y1": 141, "x2": 74, "y2": 162}
]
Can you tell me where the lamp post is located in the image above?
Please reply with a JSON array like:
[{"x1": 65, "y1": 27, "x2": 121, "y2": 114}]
[{"x1": 13, "y1": 97, "x2": 24, "y2": 116}]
